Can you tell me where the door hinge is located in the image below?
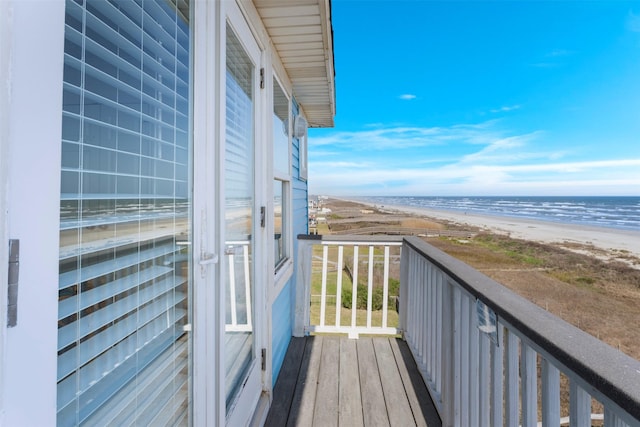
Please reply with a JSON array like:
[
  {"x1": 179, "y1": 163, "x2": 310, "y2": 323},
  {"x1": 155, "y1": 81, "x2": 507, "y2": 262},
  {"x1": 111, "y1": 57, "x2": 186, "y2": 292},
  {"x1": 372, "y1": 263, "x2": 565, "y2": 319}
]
[
  {"x1": 261, "y1": 348, "x2": 266, "y2": 371},
  {"x1": 7, "y1": 239, "x2": 19, "y2": 327},
  {"x1": 260, "y1": 206, "x2": 266, "y2": 228},
  {"x1": 260, "y1": 68, "x2": 265, "y2": 89}
]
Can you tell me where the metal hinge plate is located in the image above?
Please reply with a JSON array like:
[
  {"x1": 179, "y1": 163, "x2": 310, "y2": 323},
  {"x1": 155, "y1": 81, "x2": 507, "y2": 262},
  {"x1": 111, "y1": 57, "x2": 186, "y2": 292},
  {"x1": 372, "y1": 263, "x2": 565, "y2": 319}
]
[
  {"x1": 7, "y1": 239, "x2": 19, "y2": 327},
  {"x1": 260, "y1": 68, "x2": 265, "y2": 89},
  {"x1": 261, "y1": 348, "x2": 266, "y2": 371}
]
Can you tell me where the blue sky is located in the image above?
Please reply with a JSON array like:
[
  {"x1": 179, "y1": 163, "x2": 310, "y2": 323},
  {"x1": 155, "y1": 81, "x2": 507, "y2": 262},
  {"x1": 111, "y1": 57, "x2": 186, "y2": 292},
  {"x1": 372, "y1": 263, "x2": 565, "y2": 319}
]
[{"x1": 308, "y1": 1, "x2": 640, "y2": 196}]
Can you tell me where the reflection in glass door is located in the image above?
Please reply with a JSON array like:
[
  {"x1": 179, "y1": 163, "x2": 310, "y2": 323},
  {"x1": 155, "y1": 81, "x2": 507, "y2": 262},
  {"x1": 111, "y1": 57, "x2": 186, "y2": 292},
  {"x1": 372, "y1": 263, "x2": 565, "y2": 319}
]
[{"x1": 224, "y1": 23, "x2": 257, "y2": 409}]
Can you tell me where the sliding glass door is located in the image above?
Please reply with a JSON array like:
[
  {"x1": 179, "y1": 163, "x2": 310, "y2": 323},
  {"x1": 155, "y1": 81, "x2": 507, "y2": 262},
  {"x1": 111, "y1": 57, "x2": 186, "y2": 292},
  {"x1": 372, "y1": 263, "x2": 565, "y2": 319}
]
[
  {"x1": 224, "y1": 11, "x2": 263, "y2": 420},
  {"x1": 57, "y1": 1, "x2": 192, "y2": 424}
]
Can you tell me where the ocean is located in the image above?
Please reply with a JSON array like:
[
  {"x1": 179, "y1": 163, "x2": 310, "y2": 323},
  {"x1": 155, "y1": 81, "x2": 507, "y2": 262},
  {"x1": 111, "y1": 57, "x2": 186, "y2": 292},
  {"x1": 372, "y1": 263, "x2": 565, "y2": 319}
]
[{"x1": 358, "y1": 196, "x2": 640, "y2": 231}]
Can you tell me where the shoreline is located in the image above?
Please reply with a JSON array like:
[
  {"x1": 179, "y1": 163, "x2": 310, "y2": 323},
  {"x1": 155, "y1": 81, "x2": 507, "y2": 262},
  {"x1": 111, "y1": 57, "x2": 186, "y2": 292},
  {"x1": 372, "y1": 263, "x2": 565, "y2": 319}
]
[{"x1": 337, "y1": 197, "x2": 640, "y2": 261}]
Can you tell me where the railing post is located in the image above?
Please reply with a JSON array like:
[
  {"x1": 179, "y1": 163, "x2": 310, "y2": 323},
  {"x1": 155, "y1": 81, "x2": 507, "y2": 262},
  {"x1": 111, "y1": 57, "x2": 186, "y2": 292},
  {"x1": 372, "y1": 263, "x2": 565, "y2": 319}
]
[{"x1": 294, "y1": 238, "x2": 313, "y2": 337}]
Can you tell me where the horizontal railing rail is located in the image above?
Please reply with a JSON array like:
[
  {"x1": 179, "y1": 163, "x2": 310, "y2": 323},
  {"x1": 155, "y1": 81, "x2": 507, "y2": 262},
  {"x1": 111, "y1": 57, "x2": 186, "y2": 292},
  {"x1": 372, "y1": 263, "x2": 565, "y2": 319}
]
[
  {"x1": 294, "y1": 234, "x2": 403, "y2": 338},
  {"x1": 400, "y1": 236, "x2": 640, "y2": 427}
]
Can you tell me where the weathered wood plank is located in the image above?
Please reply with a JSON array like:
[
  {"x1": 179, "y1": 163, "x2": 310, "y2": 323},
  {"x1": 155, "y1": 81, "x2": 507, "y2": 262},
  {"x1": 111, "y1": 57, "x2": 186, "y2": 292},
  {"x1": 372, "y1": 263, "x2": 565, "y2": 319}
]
[
  {"x1": 266, "y1": 336, "x2": 441, "y2": 427},
  {"x1": 373, "y1": 338, "x2": 416, "y2": 427},
  {"x1": 358, "y1": 338, "x2": 390, "y2": 427},
  {"x1": 339, "y1": 338, "x2": 364, "y2": 426},
  {"x1": 265, "y1": 337, "x2": 306, "y2": 426},
  {"x1": 313, "y1": 336, "x2": 340, "y2": 426},
  {"x1": 389, "y1": 338, "x2": 442, "y2": 427},
  {"x1": 287, "y1": 336, "x2": 322, "y2": 427}
]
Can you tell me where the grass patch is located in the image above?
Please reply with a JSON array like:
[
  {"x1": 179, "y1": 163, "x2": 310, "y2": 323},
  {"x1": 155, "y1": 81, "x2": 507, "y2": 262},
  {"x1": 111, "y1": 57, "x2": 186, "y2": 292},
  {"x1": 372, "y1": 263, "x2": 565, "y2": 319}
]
[{"x1": 473, "y1": 234, "x2": 545, "y2": 266}]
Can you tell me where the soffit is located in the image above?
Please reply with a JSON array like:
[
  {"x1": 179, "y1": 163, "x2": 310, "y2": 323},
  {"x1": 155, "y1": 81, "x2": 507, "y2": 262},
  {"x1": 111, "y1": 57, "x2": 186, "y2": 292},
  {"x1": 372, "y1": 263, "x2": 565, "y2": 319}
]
[{"x1": 254, "y1": 0, "x2": 336, "y2": 128}]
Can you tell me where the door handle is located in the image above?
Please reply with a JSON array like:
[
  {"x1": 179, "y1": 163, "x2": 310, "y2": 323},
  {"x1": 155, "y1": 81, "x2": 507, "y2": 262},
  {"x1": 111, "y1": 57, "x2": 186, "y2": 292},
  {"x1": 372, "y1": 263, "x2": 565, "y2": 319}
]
[{"x1": 199, "y1": 252, "x2": 219, "y2": 266}]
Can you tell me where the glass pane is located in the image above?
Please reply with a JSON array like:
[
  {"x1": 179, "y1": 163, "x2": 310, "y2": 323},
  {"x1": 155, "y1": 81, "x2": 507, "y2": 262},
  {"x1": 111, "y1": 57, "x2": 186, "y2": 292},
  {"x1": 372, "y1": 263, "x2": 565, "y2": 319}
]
[
  {"x1": 274, "y1": 179, "x2": 287, "y2": 268},
  {"x1": 273, "y1": 79, "x2": 289, "y2": 174},
  {"x1": 58, "y1": 1, "x2": 192, "y2": 425},
  {"x1": 225, "y1": 24, "x2": 256, "y2": 409}
]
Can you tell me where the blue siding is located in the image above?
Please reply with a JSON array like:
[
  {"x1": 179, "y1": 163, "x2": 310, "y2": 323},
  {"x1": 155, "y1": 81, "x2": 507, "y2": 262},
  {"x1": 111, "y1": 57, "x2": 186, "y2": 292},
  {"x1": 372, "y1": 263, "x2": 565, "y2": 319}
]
[
  {"x1": 271, "y1": 179, "x2": 308, "y2": 386},
  {"x1": 271, "y1": 100, "x2": 308, "y2": 386},
  {"x1": 271, "y1": 279, "x2": 292, "y2": 385}
]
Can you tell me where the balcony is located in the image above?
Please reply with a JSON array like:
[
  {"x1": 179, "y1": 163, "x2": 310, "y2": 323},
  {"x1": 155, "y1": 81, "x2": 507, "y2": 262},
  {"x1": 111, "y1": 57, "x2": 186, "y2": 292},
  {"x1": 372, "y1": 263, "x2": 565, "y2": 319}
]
[{"x1": 266, "y1": 234, "x2": 640, "y2": 426}]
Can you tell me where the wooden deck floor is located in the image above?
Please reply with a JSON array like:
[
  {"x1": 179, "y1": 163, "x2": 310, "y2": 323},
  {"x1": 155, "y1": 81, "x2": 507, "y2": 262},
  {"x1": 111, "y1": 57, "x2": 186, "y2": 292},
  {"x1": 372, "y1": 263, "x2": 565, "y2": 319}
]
[{"x1": 265, "y1": 336, "x2": 441, "y2": 427}]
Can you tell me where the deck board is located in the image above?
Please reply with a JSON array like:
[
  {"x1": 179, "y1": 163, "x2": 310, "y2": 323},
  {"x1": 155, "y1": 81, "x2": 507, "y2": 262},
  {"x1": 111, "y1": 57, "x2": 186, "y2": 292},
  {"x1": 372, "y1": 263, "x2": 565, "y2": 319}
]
[
  {"x1": 373, "y1": 338, "x2": 416, "y2": 426},
  {"x1": 358, "y1": 338, "x2": 391, "y2": 427},
  {"x1": 339, "y1": 338, "x2": 364, "y2": 426},
  {"x1": 313, "y1": 337, "x2": 340, "y2": 426},
  {"x1": 266, "y1": 336, "x2": 441, "y2": 427}
]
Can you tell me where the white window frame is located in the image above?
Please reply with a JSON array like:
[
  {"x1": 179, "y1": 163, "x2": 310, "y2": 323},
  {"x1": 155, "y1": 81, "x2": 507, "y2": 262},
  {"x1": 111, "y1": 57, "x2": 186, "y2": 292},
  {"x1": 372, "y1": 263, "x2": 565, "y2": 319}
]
[
  {"x1": 272, "y1": 75, "x2": 294, "y2": 296},
  {"x1": 298, "y1": 125, "x2": 308, "y2": 181}
]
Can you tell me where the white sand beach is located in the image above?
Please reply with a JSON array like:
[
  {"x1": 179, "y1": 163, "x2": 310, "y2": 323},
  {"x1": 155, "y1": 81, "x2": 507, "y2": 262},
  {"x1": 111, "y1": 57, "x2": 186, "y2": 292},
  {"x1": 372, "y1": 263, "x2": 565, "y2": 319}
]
[{"x1": 355, "y1": 201, "x2": 640, "y2": 263}]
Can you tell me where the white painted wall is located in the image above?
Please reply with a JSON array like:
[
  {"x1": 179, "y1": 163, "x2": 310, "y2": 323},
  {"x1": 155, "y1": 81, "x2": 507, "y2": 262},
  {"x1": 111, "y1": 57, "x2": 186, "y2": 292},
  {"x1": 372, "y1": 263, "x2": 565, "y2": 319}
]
[{"x1": 1, "y1": 1, "x2": 65, "y2": 425}]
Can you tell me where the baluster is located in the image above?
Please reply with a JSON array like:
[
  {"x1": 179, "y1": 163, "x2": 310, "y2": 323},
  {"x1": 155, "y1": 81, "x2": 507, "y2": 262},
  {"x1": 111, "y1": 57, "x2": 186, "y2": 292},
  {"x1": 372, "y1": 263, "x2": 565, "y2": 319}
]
[
  {"x1": 505, "y1": 330, "x2": 519, "y2": 427},
  {"x1": 542, "y1": 358, "x2": 560, "y2": 427},
  {"x1": 366, "y1": 245, "x2": 374, "y2": 329},
  {"x1": 320, "y1": 245, "x2": 329, "y2": 327},
  {"x1": 521, "y1": 342, "x2": 537, "y2": 427},
  {"x1": 335, "y1": 245, "x2": 343, "y2": 327},
  {"x1": 569, "y1": 379, "x2": 591, "y2": 427},
  {"x1": 382, "y1": 245, "x2": 390, "y2": 328},
  {"x1": 460, "y1": 291, "x2": 471, "y2": 423},
  {"x1": 490, "y1": 324, "x2": 504, "y2": 427},
  {"x1": 351, "y1": 245, "x2": 359, "y2": 329}
]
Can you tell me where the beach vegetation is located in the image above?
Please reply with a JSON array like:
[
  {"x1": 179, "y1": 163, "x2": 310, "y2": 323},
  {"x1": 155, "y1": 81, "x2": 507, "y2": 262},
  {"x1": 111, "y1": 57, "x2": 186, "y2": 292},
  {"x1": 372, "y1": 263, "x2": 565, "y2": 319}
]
[
  {"x1": 341, "y1": 284, "x2": 384, "y2": 310},
  {"x1": 472, "y1": 234, "x2": 544, "y2": 266}
]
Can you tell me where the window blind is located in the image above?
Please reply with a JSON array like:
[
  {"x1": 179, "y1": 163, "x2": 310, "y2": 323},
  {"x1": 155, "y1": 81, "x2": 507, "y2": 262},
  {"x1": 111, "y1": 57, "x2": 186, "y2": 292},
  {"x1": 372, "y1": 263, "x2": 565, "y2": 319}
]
[{"x1": 58, "y1": 0, "x2": 191, "y2": 425}]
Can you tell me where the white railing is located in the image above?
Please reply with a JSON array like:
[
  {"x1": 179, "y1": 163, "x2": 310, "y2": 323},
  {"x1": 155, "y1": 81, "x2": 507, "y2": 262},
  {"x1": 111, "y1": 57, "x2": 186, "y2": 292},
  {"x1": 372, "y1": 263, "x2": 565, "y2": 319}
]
[
  {"x1": 225, "y1": 240, "x2": 252, "y2": 333},
  {"x1": 400, "y1": 236, "x2": 640, "y2": 427},
  {"x1": 294, "y1": 235, "x2": 403, "y2": 338}
]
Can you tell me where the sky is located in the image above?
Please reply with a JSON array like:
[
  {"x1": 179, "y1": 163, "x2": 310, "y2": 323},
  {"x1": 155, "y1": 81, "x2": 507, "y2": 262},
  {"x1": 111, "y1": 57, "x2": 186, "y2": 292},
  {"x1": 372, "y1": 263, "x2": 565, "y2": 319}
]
[{"x1": 307, "y1": 0, "x2": 640, "y2": 197}]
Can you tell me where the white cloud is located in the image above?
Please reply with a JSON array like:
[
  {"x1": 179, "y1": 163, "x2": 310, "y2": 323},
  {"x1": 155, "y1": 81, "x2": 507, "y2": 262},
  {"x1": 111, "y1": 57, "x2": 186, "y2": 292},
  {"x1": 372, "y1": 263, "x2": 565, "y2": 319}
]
[
  {"x1": 309, "y1": 121, "x2": 503, "y2": 150},
  {"x1": 490, "y1": 105, "x2": 521, "y2": 113},
  {"x1": 399, "y1": 94, "x2": 417, "y2": 100},
  {"x1": 459, "y1": 132, "x2": 543, "y2": 164},
  {"x1": 309, "y1": 158, "x2": 640, "y2": 196},
  {"x1": 308, "y1": 122, "x2": 640, "y2": 196}
]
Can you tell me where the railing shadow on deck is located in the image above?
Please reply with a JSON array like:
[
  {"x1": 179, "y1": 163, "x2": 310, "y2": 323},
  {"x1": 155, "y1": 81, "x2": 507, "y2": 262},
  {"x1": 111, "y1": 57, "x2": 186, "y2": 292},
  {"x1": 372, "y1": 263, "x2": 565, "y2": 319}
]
[{"x1": 293, "y1": 234, "x2": 640, "y2": 427}]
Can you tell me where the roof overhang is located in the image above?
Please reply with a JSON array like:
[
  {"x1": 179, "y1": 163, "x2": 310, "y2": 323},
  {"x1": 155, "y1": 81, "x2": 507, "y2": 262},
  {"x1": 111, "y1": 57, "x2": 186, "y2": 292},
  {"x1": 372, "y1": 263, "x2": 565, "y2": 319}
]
[{"x1": 254, "y1": 0, "x2": 336, "y2": 128}]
